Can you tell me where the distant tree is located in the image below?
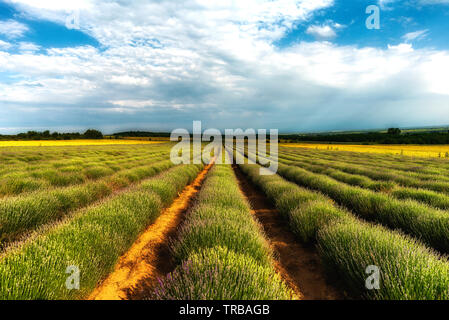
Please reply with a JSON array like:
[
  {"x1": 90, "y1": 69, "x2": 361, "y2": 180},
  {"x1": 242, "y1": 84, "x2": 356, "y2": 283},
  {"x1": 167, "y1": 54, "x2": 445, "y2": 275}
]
[
  {"x1": 387, "y1": 128, "x2": 401, "y2": 135},
  {"x1": 84, "y1": 129, "x2": 103, "y2": 139}
]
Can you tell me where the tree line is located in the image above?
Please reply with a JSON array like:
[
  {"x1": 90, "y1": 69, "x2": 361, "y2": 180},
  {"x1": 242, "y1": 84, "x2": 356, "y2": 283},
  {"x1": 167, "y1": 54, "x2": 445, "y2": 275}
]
[
  {"x1": 0, "y1": 129, "x2": 103, "y2": 140},
  {"x1": 113, "y1": 131, "x2": 171, "y2": 138},
  {"x1": 281, "y1": 128, "x2": 449, "y2": 145}
]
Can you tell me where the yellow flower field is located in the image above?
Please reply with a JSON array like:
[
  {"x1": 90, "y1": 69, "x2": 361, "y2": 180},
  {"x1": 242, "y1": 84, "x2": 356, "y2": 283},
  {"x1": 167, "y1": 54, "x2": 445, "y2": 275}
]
[
  {"x1": 280, "y1": 143, "x2": 449, "y2": 158},
  {"x1": 0, "y1": 139, "x2": 166, "y2": 147}
]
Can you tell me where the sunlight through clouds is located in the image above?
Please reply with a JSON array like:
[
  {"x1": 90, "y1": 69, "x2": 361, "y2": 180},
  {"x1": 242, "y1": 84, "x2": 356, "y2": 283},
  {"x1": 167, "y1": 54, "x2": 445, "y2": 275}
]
[{"x1": 0, "y1": 0, "x2": 448, "y2": 132}]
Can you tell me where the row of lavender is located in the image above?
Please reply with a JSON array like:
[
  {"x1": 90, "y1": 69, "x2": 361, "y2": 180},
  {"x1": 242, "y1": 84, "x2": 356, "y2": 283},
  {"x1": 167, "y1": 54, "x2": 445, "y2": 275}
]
[{"x1": 151, "y1": 164, "x2": 294, "y2": 300}]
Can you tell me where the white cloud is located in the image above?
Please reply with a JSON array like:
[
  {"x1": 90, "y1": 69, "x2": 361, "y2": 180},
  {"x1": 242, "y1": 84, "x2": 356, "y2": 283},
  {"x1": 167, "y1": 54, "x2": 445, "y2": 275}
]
[
  {"x1": 402, "y1": 29, "x2": 429, "y2": 42},
  {"x1": 18, "y1": 42, "x2": 40, "y2": 52},
  {"x1": 0, "y1": 19, "x2": 28, "y2": 39},
  {"x1": 333, "y1": 22, "x2": 345, "y2": 29},
  {"x1": 6, "y1": 0, "x2": 334, "y2": 41},
  {"x1": 378, "y1": 0, "x2": 396, "y2": 9},
  {"x1": 306, "y1": 25, "x2": 337, "y2": 39},
  {"x1": 109, "y1": 100, "x2": 155, "y2": 109},
  {"x1": 8, "y1": 0, "x2": 92, "y2": 11},
  {"x1": 0, "y1": 0, "x2": 448, "y2": 132},
  {"x1": 0, "y1": 40, "x2": 12, "y2": 50}
]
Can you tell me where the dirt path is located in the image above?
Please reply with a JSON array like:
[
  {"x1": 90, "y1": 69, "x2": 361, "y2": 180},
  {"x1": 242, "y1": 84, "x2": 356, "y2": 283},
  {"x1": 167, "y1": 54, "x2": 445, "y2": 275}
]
[
  {"x1": 88, "y1": 162, "x2": 215, "y2": 300},
  {"x1": 232, "y1": 165, "x2": 343, "y2": 300}
]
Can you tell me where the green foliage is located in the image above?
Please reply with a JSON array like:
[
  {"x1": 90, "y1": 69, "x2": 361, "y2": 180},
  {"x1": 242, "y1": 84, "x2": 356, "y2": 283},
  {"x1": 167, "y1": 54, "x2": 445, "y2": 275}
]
[
  {"x1": 0, "y1": 129, "x2": 107, "y2": 141},
  {"x1": 152, "y1": 247, "x2": 292, "y2": 300},
  {"x1": 318, "y1": 221, "x2": 449, "y2": 300},
  {"x1": 0, "y1": 160, "x2": 175, "y2": 244},
  {"x1": 83, "y1": 129, "x2": 103, "y2": 139},
  {"x1": 276, "y1": 163, "x2": 449, "y2": 253},
  {"x1": 171, "y1": 165, "x2": 272, "y2": 266},
  {"x1": 239, "y1": 161, "x2": 449, "y2": 300},
  {"x1": 279, "y1": 155, "x2": 449, "y2": 209},
  {"x1": 0, "y1": 164, "x2": 202, "y2": 300},
  {"x1": 240, "y1": 164, "x2": 351, "y2": 243},
  {"x1": 280, "y1": 129, "x2": 449, "y2": 144},
  {"x1": 387, "y1": 128, "x2": 401, "y2": 135},
  {"x1": 155, "y1": 164, "x2": 292, "y2": 300}
]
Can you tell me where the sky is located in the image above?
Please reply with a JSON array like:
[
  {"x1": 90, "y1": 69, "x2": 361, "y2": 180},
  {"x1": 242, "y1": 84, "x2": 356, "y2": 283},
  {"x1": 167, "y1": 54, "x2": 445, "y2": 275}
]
[{"x1": 0, "y1": 0, "x2": 448, "y2": 134}]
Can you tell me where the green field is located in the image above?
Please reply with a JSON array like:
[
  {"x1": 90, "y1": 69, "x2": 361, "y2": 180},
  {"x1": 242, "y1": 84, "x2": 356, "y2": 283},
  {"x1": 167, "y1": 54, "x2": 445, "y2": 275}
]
[{"x1": 1, "y1": 143, "x2": 449, "y2": 300}]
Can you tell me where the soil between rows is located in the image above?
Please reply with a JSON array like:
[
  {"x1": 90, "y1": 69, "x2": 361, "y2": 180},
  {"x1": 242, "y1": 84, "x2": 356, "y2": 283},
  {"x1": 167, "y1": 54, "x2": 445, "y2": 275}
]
[
  {"x1": 232, "y1": 165, "x2": 343, "y2": 300},
  {"x1": 88, "y1": 162, "x2": 214, "y2": 300},
  {"x1": 88, "y1": 161, "x2": 343, "y2": 300}
]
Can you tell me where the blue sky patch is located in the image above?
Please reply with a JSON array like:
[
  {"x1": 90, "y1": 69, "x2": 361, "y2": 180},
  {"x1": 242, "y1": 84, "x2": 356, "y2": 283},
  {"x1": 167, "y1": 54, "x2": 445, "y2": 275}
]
[
  {"x1": 0, "y1": 0, "x2": 448, "y2": 133},
  {"x1": 277, "y1": 0, "x2": 449, "y2": 50},
  {"x1": 0, "y1": 1, "x2": 98, "y2": 50}
]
